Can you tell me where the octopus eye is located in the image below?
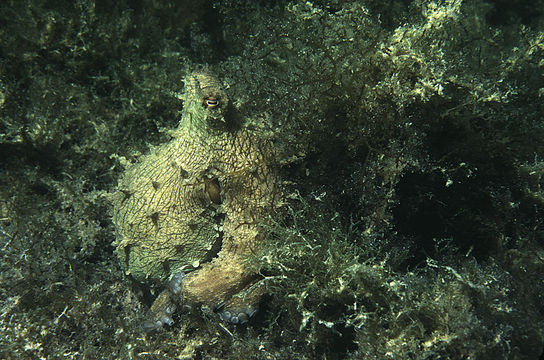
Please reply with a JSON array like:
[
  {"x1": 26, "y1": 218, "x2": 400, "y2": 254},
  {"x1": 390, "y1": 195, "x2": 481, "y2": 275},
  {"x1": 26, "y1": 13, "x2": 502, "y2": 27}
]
[{"x1": 204, "y1": 97, "x2": 220, "y2": 109}]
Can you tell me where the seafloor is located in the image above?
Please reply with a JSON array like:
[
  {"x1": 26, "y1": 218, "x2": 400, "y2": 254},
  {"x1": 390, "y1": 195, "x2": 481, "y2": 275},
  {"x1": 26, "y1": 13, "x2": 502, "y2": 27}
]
[{"x1": 0, "y1": 0, "x2": 543, "y2": 359}]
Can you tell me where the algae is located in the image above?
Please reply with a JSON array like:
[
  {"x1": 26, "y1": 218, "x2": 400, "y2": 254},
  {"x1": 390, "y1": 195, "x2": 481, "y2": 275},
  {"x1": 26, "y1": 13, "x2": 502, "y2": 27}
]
[{"x1": 0, "y1": 0, "x2": 543, "y2": 359}]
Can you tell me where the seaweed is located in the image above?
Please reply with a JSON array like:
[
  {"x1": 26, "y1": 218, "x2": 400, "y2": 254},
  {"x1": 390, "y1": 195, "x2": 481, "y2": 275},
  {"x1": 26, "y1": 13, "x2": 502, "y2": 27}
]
[{"x1": 0, "y1": 0, "x2": 543, "y2": 358}]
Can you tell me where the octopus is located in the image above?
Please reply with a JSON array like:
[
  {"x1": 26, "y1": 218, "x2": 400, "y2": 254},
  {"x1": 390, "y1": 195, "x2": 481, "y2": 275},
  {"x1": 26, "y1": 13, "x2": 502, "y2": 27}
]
[{"x1": 111, "y1": 70, "x2": 282, "y2": 329}]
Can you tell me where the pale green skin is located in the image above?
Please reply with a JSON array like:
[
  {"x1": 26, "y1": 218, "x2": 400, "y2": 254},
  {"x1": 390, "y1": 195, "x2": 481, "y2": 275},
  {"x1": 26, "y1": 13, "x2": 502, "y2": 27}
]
[
  {"x1": 113, "y1": 72, "x2": 233, "y2": 282},
  {"x1": 112, "y1": 71, "x2": 274, "y2": 285},
  {"x1": 113, "y1": 71, "x2": 281, "y2": 327}
]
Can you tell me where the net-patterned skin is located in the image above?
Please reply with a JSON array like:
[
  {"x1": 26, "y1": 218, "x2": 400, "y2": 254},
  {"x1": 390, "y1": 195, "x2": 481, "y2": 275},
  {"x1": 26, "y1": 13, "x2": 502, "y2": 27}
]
[{"x1": 112, "y1": 71, "x2": 282, "y2": 329}]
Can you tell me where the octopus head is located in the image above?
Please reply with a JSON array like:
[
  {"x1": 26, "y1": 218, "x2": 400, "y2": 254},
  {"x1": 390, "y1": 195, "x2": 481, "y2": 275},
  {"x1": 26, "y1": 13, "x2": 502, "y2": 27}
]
[{"x1": 181, "y1": 70, "x2": 239, "y2": 135}]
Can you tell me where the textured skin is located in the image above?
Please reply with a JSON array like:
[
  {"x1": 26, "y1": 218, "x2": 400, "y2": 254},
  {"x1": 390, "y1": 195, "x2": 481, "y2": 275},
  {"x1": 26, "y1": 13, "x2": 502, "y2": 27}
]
[{"x1": 112, "y1": 71, "x2": 280, "y2": 317}]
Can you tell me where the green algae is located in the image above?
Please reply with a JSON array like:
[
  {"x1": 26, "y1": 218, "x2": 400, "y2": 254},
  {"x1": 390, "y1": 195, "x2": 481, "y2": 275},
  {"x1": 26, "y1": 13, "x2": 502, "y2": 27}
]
[{"x1": 0, "y1": 0, "x2": 543, "y2": 359}]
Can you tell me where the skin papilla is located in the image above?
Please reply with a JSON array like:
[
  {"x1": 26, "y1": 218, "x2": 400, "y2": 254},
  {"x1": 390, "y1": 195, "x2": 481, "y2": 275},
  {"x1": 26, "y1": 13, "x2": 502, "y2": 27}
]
[{"x1": 112, "y1": 70, "x2": 282, "y2": 326}]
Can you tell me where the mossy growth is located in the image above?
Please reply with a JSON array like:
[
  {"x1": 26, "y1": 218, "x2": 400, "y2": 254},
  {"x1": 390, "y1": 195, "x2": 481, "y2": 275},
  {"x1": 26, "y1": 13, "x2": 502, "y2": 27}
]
[
  {"x1": 237, "y1": 189, "x2": 542, "y2": 359},
  {"x1": 0, "y1": 0, "x2": 543, "y2": 359}
]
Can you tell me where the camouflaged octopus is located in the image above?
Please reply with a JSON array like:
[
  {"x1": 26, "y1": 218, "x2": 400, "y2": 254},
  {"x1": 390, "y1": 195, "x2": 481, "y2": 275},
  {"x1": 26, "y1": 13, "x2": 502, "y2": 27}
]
[{"x1": 112, "y1": 70, "x2": 281, "y2": 329}]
